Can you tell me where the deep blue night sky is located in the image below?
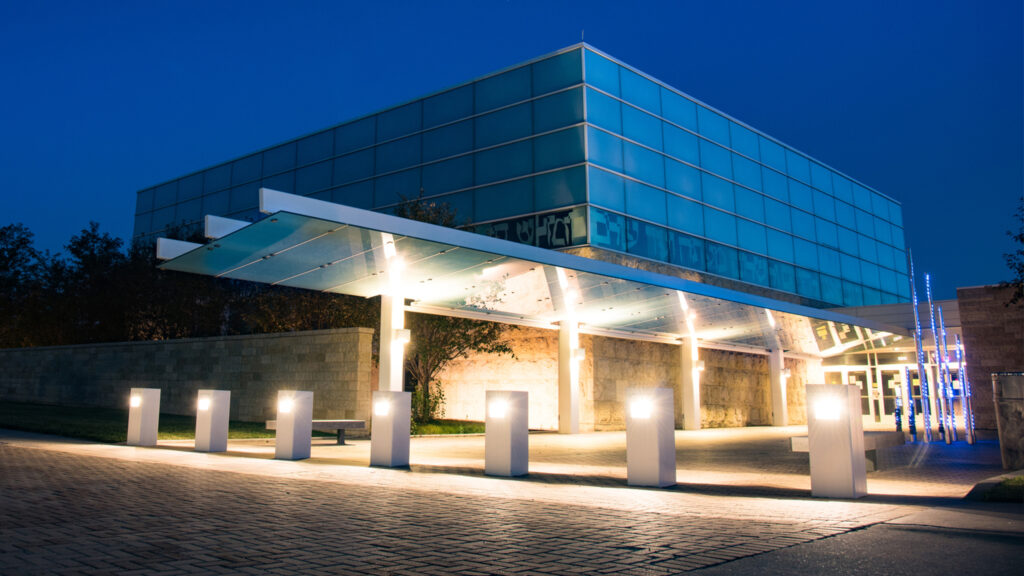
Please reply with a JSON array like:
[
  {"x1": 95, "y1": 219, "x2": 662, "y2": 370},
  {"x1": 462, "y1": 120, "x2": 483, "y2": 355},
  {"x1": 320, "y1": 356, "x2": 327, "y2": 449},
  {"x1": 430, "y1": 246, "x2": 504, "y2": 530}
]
[{"x1": 1, "y1": 0, "x2": 1020, "y2": 300}]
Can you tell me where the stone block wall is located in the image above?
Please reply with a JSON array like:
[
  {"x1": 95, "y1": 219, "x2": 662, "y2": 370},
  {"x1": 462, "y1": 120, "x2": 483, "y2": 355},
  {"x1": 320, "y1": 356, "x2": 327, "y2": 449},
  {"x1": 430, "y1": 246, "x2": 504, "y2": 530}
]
[
  {"x1": 700, "y1": 351, "x2": 771, "y2": 428},
  {"x1": 439, "y1": 325, "x2": 809, "y2": 430},
  {"x1": 957, "y1": 285, "x2": 1024, "y2": 431},
  {"x1": 437, "y1": 328, "x2": 564, "y2": 430},
  {"x1": 786, "y1": 358, "x2": 810, "y2": 425},
  {"x1": 0, "y1": 328, "x2": 375, "y2": 424},
  {"x1": 590, "y1": 336, "x2": 678, "y2": 430}
]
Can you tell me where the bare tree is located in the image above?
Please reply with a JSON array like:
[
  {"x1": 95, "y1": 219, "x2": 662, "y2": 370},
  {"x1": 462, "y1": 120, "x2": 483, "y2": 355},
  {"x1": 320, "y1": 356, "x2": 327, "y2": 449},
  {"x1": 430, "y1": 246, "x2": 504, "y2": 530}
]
[
  {"x1": 394, "y1": 193, "x2": 517, "y2": 422},
  {"x1": 1004, "y1": 196, "x2": 1024, "y2": 306}
]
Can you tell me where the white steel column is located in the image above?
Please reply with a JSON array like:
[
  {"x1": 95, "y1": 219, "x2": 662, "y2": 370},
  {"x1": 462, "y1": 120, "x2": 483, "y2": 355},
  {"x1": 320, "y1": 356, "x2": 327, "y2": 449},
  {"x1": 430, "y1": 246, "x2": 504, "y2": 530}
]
[
  {"x1": 679, "y1": 336, "x2": 701, "y2": 430},
  {"x1": 558, "y1": 320, "x2": 581, "y2": 434},
  {"x1": 806, "y1": 357, "x2": 826, "y2": 384},
  {"x1": 378, "y1": 232, "x2": 408, "y2": 393},
  {"x1": 769, "y1": 349, "x2": 788, "y2": 426},
  {"x1": 378, "y1": 294, "x2": 408, "y2": 392}
]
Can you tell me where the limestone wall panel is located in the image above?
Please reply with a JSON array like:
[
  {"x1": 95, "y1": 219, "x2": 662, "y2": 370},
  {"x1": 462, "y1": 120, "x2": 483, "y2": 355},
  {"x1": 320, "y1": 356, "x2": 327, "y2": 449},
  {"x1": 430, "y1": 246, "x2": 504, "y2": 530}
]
[{"x1": 0, "y1": 327, "x2": 375, "y2": 425}]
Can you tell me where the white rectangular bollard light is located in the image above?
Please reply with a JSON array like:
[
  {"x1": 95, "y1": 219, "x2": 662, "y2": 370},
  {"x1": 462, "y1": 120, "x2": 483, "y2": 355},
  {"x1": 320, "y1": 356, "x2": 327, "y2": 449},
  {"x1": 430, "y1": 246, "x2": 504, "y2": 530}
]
[
  {"x1": 195, "y1": 390, "x2": 230, "y2": 453},
  {"x1": 806, "y1": 384, "x2": 867, "y2": 498},
  {"x1": 274, "y1": 390, "x2": 313, "y2": 460},
  {"x1": 485, "y1": 390, "x2": 528, "y2": 477},
  {"x1": 127, "y1": 388, "x2": 161, "y2": 447},
  {"x1": 370, "y1": 390, "x2": 411, "y2": 467},
  {"x1": 626, "y1": 387, "x2": 676, "y2": 487}
]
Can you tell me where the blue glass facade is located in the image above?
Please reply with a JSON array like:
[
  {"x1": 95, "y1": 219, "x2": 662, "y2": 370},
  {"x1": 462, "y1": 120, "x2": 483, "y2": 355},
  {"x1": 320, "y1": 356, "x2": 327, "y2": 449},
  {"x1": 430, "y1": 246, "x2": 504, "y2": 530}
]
[{"x1": 134, "y1": 45, "x2": 907, "y2": 307}]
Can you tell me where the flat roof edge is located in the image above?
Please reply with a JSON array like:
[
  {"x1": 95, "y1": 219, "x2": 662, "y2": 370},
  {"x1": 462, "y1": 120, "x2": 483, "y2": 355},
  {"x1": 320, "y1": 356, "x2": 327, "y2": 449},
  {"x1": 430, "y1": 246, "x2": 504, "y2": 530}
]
[{"x1": 257, "y1": 189, "x2": 908, "y2": 336}]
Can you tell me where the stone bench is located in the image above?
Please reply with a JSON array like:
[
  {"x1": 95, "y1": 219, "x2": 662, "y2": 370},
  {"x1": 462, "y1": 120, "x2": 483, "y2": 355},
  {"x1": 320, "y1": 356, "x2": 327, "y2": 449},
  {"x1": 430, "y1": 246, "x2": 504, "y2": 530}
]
[
  {"x1": 266, "y1": 419, "x2": 366, "y2": 445},
  {"x1": 791, "y1": 430, "x2": 906, "y2": 471}
]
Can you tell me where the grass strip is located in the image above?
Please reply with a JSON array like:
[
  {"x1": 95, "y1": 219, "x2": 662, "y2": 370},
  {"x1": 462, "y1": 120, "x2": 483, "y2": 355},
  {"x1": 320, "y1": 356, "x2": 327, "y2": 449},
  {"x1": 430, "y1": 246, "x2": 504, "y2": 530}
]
[
  {"x1": 0, "y1": 400, "x2": 332, "y2": 443},
  {"x1": 412, "y1": 419, "x2": 485, "y2": 435},
  {"x1": 985, "y1": 475, "x2": 1024, "y2": 502},
  {"x1": 1, "y1": 401, "x2": 486, "y2": 442}
]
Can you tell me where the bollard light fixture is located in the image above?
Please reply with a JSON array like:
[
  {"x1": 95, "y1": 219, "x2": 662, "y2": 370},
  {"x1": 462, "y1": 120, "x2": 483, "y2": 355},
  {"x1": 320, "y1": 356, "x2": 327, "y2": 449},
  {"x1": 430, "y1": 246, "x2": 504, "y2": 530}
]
[
  {"x1": 488, "y1": 398, "x2": 509, "y2": 419},
  {"x1": 374, "y1": 399, "x2": 391, "y2": 416},
  {"x1": 130, "y1": 395, "x2": 142, "y2": 408},
  {"x1": 630, "y1": 397, "x2": 654, "y2": 420},
  {"x1": 814, "y1": 396, "x2": 842, "y2": 421},
  {"x1": 195, "y1": 390, "x2": 230, "y2": 453},
  {"x1": 278, "y1": 397, "x2": 294, "y2": 414}
]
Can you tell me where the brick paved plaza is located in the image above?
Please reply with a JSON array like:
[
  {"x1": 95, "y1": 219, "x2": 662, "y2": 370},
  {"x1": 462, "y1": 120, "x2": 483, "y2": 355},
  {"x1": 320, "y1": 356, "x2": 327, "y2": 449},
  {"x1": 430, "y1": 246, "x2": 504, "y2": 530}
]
[{"x1": 1, "y1": 428, "x2": 1020, "y2": 575}]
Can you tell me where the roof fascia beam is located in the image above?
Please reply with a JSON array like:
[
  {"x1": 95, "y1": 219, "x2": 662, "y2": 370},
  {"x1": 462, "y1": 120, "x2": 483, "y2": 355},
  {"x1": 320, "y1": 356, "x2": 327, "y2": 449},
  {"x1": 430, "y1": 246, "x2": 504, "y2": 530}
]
[{"x1": 156, "y1": 238, "x2": 203, "y2": 260}]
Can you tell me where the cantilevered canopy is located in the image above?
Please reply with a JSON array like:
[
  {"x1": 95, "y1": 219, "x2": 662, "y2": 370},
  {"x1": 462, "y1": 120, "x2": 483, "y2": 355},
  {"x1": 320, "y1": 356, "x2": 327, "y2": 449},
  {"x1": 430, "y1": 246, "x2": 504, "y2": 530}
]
[{"x1": 158, "y1": 189, "x2": 906, "y2": 357}]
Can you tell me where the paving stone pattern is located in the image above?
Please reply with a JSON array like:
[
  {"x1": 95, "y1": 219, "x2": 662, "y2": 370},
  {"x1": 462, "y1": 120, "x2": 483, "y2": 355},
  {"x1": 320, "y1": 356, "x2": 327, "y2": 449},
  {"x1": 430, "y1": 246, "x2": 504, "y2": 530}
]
[
  {"x1": 0, "y1": 445, "x2": 898, "y2": 575},
  {"x1": 1, "y1": 425, "x2": 1005, "y2": 575}
]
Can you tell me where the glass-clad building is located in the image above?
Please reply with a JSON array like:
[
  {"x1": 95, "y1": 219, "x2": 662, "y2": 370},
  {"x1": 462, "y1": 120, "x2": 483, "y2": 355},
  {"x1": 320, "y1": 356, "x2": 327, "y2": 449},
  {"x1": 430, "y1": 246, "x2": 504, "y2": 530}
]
[{"x1": 134, "y1": 44, "x2": 908, "y2": 308}]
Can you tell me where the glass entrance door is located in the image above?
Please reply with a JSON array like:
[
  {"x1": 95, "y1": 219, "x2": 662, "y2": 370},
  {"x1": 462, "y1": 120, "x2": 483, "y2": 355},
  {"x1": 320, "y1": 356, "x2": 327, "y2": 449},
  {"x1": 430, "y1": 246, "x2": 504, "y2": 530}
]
[
  {"x1": 877, "y1": 369, "x2": 902, "y2": 423},
  {"x1": 846, "y1": 371, "x2": 871, "y2": 420}
]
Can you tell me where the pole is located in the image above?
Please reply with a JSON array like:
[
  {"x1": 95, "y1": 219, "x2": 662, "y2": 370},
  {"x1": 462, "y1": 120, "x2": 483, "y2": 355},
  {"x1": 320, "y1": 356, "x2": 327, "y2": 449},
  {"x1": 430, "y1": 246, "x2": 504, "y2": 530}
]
[
  {"x1": 938, "y1": 306, "x2": 958, "y2": 442},
  {"x1": 909, "y1": 256, "x2": 932, "y2": 442},
  {"x1": 956, "y1": 334, "x2": 976, "y2": 445},
  {"x1": 925, "y1": 274, "x2": 951, "y2": 444},
  {"x1": 904, "y1": 365, "x2": 917, "y2": 441}
]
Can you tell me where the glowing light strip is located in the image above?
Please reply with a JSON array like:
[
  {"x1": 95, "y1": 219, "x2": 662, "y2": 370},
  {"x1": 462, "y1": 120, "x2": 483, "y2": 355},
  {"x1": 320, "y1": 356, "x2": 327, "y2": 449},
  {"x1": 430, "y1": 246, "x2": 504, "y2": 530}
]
[
  {"x1": 925, "y1": 274, "x2": 951, "y2": 443},
  {"x1": 893, "y1": 367, "x2": 904, "y2": 434},
  {"x1": 955, "y1": 333, "x2": 976, "y2": 444},
  {"x1": 938, "y1": 306, "x2": 958, "y2": 442},
  {"x1": 904, "y1": 365, "x2": 917, "y2": 441},
  {"x1": 909, "y1": 257, "x2": 932, "y2": 442}
]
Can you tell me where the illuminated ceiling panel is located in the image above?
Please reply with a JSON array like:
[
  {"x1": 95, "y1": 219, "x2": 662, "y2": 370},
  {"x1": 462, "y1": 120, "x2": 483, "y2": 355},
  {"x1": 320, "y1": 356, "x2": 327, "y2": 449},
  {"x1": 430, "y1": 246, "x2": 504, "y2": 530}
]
[{"x1": 159, "y1": 190, "x2": 906, "y2": 357}]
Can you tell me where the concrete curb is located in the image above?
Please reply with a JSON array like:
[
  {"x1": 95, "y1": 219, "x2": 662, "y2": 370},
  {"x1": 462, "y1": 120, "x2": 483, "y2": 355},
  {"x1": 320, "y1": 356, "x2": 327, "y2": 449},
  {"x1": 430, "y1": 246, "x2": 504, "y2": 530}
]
[{"x1": 964, "y1": 469, "x2": 1024, "y2": 501}]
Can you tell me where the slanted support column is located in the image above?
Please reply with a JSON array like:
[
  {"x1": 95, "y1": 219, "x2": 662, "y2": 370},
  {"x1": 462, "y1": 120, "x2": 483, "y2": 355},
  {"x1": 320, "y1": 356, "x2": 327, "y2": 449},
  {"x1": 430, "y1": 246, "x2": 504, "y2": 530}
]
[
  {"x1": 679, "y1": 336, "x2": 701, "y2": 430},
  {"x1": 378, "y1": 294, "x2": 408, "y2": 392},
  {"x1": 558, "y1": 320, "x2": 581, "y2": 434},
  {"x1": 806, "y1": 357, "x2": 826, "y2": 384},
  {"x1": 769, "y1": 349, "x2": 789, "y2": 426}
]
